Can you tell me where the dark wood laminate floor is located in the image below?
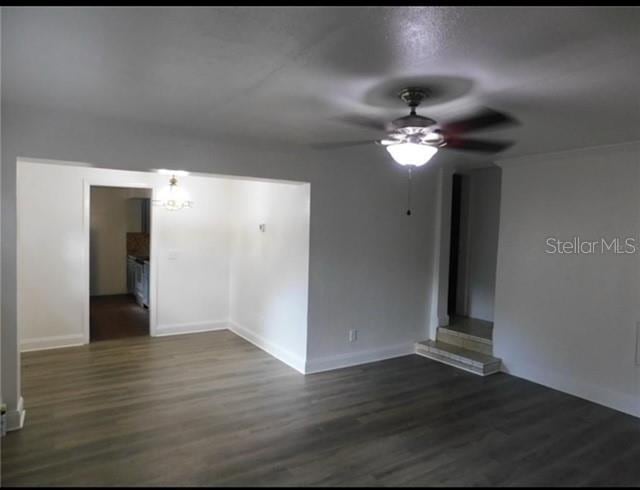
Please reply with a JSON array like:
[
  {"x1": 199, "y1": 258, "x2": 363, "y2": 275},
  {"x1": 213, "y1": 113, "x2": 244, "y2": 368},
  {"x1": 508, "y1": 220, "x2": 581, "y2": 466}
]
[
  {"x1": 90, "y1": 294, "x2": 149, "y2": 342},
  {"x1": 3, "y1": 331, "x2": 640, "y2": 486}
]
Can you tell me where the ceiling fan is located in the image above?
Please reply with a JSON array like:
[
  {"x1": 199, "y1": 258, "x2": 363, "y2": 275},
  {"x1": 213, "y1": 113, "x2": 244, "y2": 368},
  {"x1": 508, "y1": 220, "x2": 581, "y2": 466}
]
[
  {"x1": 314, "y1": 87, "x2": 518, "y2": 168},
  {"x1": 313, "y1": 87, "x2": 517, "y2": 215}
]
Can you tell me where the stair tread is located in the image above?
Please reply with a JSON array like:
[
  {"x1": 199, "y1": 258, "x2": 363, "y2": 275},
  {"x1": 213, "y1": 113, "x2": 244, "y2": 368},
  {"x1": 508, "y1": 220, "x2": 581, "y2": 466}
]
[{"x1": 416, "y1": 339, "x2": 500, "y2": 366}]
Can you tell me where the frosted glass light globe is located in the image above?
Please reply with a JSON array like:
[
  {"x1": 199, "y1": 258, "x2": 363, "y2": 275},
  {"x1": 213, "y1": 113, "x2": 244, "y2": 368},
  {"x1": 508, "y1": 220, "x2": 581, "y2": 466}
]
[{"x1": 386, "y1": 143, "x2": 438, "y2": 167}]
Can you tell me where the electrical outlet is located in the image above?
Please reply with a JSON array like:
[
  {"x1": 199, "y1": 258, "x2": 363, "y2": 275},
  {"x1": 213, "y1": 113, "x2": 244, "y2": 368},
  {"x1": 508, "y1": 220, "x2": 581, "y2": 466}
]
[{"x1": 349, "y1": 329, "x2": 358, "y2": 343}]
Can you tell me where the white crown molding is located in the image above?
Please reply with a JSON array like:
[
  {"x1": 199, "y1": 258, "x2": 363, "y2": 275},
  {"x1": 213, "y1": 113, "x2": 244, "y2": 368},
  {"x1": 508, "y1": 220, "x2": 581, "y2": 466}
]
[{"x1": 496, "y1": 140, "x2": 640, "y2": 168}]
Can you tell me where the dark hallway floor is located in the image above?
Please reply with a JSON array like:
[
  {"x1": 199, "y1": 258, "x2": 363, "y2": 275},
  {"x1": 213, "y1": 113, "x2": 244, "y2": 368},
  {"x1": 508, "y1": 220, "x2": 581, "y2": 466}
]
[{"x1": 90, "y1": 294, "x2": 149, "y2": 342}]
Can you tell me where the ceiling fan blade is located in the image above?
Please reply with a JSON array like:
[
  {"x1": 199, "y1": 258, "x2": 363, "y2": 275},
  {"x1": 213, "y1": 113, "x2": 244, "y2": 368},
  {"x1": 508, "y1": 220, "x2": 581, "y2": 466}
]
[
  {"x1": 309, "y1": 140, "x2": 375, "y2": 150},
  {"x1": 444, "y1": 137, "x2": 514, "y2": 153},
  {"x1": 332, "y1": 114, "x2": 388, "y2": 131},
  {"x1": 440, "y1": 107, "x2": 518, "y2": 134}
]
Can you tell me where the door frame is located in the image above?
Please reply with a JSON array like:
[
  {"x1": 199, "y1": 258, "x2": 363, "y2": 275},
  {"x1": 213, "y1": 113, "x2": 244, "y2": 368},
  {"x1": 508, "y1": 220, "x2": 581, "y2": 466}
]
[
  {"x1": 83, "y1": 180, "x2": 158, "y2": 343},
  {"x1": 447, "y1": 173, "x2": 463, "y2": 317},
  {"x1": 428, "y1": 166, "x2": 453, "y2": 340}
]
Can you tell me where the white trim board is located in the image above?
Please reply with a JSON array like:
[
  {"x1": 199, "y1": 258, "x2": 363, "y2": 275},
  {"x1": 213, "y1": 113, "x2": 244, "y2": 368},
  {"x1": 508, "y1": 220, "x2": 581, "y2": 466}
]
[
  {"x1": 500, "y1": 361, "x2": 640, "y2": 419},
  {"x1": 21, "y1": 334, "x2": 86, "y2": 353},
  {"x1": 82, "y1": 179, "x2": 158, "y2": 343},
  {"x1": 19, "y1": 321, "x2": 416, "y2": 385},
  {"x1": 7, "y1": 396, "x2": 26, "y2": 432},
  {"x1": 305, "y1": 343, "x2": 415, "y2": 374},
  {"x1": 154, "y1": 321, "x2": 228, "y2": 337},
  {"x1": 228, "y1": 322, "x2": 306, "y2": 374},
  {"x1": 20, "y1": 322, "x2": 228, "y2": 350}
]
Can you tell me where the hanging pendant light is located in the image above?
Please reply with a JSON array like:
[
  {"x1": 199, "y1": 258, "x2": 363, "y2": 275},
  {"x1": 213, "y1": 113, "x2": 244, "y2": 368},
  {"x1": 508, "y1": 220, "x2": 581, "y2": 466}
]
[{"x1": 153, "y1": 173, "x2": 193, "y2": 211}]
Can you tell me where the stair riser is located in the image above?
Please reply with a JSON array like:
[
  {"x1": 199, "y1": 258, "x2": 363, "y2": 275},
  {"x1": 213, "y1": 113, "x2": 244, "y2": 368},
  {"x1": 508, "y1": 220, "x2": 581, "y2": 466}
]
[
  {"x1": 415, "y1": 343, "x2": 501, "y2": 376},
  {"x1": 416, "y1": 349, "x2": 484, "y2": 376},
  {"x1": 438, "y1": 326, "x2": 492, "y2": 345},
  {"x1": 437, "y1": 330, "x2": 493, "y2": 355},
  {"x1": 427, "y1": 345, "x2": 496, "y2": 370},
  {"x1": 416, "y1": 349, "x2": 500, "y2": 376}
]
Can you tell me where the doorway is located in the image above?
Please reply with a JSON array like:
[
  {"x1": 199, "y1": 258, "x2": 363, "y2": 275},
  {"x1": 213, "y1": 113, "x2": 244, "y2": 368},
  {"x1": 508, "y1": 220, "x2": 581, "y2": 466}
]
[
  {"x1": 446, "y1": 167, "x2": 501, "y2": 335},
  {"x1": 89, "y1": 186, "x2": 152, "y2": 342}
]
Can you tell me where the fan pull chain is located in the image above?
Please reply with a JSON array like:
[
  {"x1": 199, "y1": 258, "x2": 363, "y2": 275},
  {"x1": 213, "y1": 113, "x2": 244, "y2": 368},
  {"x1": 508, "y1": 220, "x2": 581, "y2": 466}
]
[{"x1": 406, "y1": 167, "x2": 413, "y2": 216}]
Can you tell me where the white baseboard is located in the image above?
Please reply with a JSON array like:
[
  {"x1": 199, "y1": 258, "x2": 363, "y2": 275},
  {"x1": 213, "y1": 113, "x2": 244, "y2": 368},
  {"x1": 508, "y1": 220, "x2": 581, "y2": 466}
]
[
  {"x1": 21, "y1": 334, "x2": 86, "y2": 352},
  {"x1": 154, "y1": 321, "x2": 229, "y2": 337},
  {"x1": 228, "y1": 321, "x2": 306, "y2": 374},
  {"x1": 305, "y1": 343, "x2": 415, "y2": 374},
  {"x1": 7, "y1": 396, "x2": 26, "y2": 431},
  {"x1": 501, "y1": 360, "x2": 640, "y2": 419}
]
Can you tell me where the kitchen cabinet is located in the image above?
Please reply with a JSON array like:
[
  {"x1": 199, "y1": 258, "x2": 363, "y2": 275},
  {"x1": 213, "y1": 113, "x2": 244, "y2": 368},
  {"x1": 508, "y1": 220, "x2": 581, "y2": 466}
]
[
  {"x1": 127, "y1": 256, "x2": 136, "y2": 294},
  {"x1": 127, "y1": 256, "x2": 150, "y2": 308},
  {"x1": 142, "y1": 261, "x2": 150, "y2": 307}
]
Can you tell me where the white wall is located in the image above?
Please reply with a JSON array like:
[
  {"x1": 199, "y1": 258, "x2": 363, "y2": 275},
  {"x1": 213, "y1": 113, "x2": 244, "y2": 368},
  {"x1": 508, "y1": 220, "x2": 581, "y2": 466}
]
[
  {"x1": 90, "y1": 186, "x2": 151, "y2": 296},
  {"x1": 3, "y1": 103, "x2": 439, "y2": 422},
  {"x1": 17, "y1": 160, "x2": 312, "y2": 369},
  {"x1": 229, "y1": 179, "x2": 310, "y2": 373},
  {"x1": 17, "y1": 160, "x2": 234, "y2": 350},
  {"x1": 153, "y1": 173, "x2": 234, "y2": 334},
  {"x1": 494, "y1": 142, "x2": 640, "y2": 418}
]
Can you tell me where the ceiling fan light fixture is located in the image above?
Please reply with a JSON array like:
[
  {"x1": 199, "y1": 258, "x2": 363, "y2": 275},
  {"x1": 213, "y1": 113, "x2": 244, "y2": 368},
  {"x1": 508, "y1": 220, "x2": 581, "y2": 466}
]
[{"x1": 386, "y1": 143, "x2": 438, "y2": 167}]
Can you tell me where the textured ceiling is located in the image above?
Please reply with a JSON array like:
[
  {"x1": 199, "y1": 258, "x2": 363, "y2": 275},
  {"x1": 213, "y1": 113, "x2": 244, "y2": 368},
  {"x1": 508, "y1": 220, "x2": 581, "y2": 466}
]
[{"x1": 4, "y1": 6, "x2": 640, "y2": 161}]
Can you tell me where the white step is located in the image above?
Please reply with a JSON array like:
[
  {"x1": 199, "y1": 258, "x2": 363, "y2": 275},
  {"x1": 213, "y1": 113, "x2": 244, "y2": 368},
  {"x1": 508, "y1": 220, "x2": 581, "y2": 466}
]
[{"x1": 415, "y1": 339, "x2": 501, "y2": 376}]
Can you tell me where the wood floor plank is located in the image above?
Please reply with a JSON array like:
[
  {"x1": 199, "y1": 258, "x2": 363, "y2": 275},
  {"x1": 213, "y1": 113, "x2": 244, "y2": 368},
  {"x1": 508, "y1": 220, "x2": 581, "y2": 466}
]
[
  {"x1": 90, "y1": 294, "x2": 149, "y2": 341},
  {"x1": 2, "y1": 330, "x2": 640, "y2": 486}
]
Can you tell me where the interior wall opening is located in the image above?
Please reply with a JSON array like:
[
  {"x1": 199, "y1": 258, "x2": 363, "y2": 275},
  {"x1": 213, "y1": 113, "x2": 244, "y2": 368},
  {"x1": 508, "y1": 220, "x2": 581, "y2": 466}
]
[
  {"x1": 446, "y1": 166, "x2": 502, "y2": 339},
  {"x1": 16, "y1": 159, "x2": 310, "y2": 374}
]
